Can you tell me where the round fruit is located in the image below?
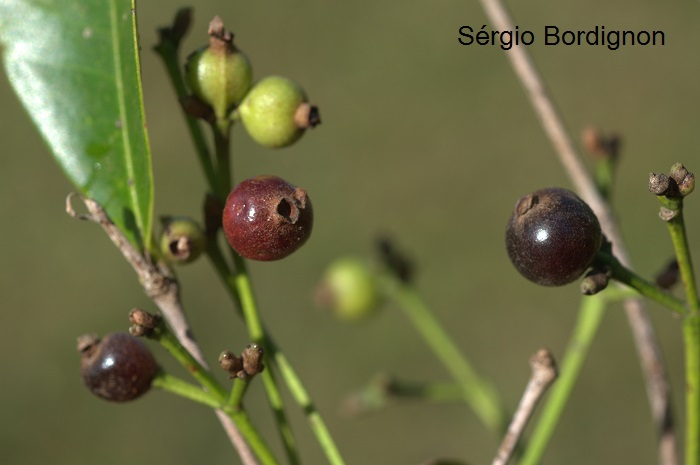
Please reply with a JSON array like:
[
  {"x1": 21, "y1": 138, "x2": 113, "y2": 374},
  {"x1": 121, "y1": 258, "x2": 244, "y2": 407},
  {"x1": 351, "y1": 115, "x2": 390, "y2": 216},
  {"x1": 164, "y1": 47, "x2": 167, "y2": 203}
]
[
  {"x1": 79, "y1": 332, "x2": 159, "y2": 402},
  {"x1": 315, "y1": 257, "x2": 381, "y2": 321},
  {"x1": 238, "y1": 76, "x2": 319, "y2": 148},
  {"x1": 185, "y1": 44, "x2": 252, "y2": 118},
  {"x1": 159, "y1": 216, "x2": 206, "y2": 265},
  {"x1": 222, "y1": 175, "x2": 313, "y2": 261},
  {"x1": 505, "y1": 187, "x2": 602, "y2": 286}
]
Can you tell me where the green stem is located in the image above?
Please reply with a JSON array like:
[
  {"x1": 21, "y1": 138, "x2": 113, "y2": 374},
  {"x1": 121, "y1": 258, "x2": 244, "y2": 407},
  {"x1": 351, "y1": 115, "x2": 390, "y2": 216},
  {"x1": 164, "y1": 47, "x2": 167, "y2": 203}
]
[
  {"x1": 345, "y1": 376, "x2": 465, "y2": 415},
  {"x1": 153, "y1": 39, "x2": 220, "y2": 197},
  {"x1": 379, "y1": 273, "x2": 507, "y2": 434},
  {"x1": 151, "y1": 324, "x2": 227, "y2": 400},
  {"x1": 213, "y1": 120, "x2": 232, "y2": 196},
  {"x1": 153, "y1": 370, "x2": 227, "y2": 410},
  {"x1": 232, "y1": 253, "x2": 265, "y2": 340},
  {"x1": 149, "y1": 356, "x2": 278, "y2": 465},
  {"x1": 684, "y1": 316, "x2": 700, "y2": 465},
  {"x1": 227, "y1": 410, "x2": 280, "y2": 465},
  {"x1": 660, "y1": 199, "x2": 700, "y2": 465},
  {"x1": 594, "y1": 156, "x2": 616, "y2": 201},
  {"x1": 207, "y1": 245, "x2": 300, "y2": 465},
  {"x1": 665, "y1": 208, "x2": 700, "y2": 311},
  {"x1": 208, "y1": 244, "x2": 347, "y2": 465},
  {"x1": 519, "y1": 294, "x2": 606, "y2": 465},
  {"x1": 229, "y1": 377, "x2": 251, "y2": 409},
  {"x1": 390, "y1": 380, "x2": 464, "y2": 402},
  {"x1": 233, "y1": 252, "x2": 347, "y2": 465},
  {"x1": 268, "y1": 338, "x2": 347, "y2": 465},
  {"x1": 599, "y1": 251, "x2": 687, "y2": 315}
]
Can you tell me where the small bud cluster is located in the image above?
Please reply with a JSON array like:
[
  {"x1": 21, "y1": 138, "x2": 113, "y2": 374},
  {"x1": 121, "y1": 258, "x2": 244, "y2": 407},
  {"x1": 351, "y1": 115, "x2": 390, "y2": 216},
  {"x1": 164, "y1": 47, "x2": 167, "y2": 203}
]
[
  {"x1": 219, "y1": 344, "x2": 265, "y2": 379},
  {"x1": 649, "y1": 163, "x2": 695, "y2": 199},
  {"x1": 649, "y1": 163, "x2": 695, "y2": 221},
  {"x1": 128, "y1": 308, "x2": 163, "y2": 337}
]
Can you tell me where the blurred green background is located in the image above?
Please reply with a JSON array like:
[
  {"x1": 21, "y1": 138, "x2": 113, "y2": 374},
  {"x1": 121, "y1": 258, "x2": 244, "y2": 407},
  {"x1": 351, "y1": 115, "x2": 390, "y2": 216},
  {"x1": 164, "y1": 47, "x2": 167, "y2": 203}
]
[{"x1": 1, "y1": 0, "x2": 699, "y2": 464}]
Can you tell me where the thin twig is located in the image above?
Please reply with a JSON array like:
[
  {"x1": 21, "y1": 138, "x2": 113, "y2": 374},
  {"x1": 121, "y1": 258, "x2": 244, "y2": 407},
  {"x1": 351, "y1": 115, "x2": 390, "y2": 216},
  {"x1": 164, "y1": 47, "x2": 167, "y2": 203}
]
[
  {"x1": 65, "y1": 193, "x2": 259, "y2": 465},
  {"x1": 492, "y1": 349, "x2": 557, "y2": 465},
  {"x1": 476, "y1": 1, "x2": 679, "y2": 463}
]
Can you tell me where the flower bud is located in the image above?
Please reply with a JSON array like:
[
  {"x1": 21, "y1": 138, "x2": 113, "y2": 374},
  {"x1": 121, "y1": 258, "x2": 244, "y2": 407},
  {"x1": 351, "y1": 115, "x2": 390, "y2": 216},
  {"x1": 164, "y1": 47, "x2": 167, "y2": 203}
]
[{"x1": 670, "y1": 163, "x2": 695, "y2": 197}]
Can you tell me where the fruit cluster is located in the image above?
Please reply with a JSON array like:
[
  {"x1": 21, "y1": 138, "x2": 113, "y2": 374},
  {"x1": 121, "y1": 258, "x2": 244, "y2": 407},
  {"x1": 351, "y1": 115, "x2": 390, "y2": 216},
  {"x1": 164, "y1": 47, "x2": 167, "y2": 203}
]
[
  {"x1": 80, "y1": 15, "x2": 319, "y2": 408},
  {"x1": 185, "y1": 16, "x2": 320, "y2": 149}
]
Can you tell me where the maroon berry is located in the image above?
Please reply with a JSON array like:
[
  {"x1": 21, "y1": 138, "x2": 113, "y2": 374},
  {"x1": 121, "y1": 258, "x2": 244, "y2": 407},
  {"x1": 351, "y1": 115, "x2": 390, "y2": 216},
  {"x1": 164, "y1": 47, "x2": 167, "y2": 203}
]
[
  {"x1": 222, "y1": 175, "x2": 313, "y2": 261},
  {"x1": 78, "y1": 332, "x2": 159, "y2": 402},
  {"x1": 505, "y1": 187, "x2": 602, "y2": 286}
]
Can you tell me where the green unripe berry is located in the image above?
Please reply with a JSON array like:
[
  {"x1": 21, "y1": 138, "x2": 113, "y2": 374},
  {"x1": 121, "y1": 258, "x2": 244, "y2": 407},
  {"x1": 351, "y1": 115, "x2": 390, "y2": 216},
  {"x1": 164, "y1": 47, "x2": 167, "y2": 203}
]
[
  {"x1": 315, "y1": 258, "x2": 381, "y2": 321},
  {"x1": 160, "y1": 216, "x2": 206, "y2": 265},
  {"x1": 185, "y1": 17, "x2": 252, "y2": 119},
  {"x1": 238, "y1": 76, "x2": 320, "y2": 148}
]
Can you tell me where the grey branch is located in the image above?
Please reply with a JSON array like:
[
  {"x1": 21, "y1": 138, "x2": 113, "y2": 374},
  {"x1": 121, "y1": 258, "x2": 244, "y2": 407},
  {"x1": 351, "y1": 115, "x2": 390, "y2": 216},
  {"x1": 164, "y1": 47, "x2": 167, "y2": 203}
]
[
  {"x1": 65, "y1": 193, "x2": 259, "y2": 465},
  {"x1": 476, "y1": 2, "x2": 678, "y2": 463},
  {"x1": 491, "y1": 349, "x2": 557, "y2": 465}
]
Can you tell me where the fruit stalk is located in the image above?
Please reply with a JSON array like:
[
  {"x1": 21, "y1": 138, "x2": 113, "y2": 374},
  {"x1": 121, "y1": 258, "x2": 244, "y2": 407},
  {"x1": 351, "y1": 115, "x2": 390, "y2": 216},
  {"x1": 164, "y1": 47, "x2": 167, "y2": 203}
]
[
  {"x1": 599, "y1": 251, "x2": 686, "y2": 315},
  {"x1": 231, "y1": 251, "x2": 347, "y2": 465},
  {"x1": 519, "y1": 295, "x2": 606, "y2": 465},
  {"x1": 654, "y1": 176, "x2": 700, "y2": 465},
  {"x1": 153, "y1": 16, "x2": 220, "y2": 198},
  {"x1": 379, "y1": 272, "x2": 507, "y2": 434}
]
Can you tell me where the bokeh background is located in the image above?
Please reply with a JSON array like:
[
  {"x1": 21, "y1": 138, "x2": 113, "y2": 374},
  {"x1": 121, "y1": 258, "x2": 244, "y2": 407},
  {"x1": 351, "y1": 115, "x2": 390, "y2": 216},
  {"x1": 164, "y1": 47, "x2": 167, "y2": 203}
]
[{"x1": 2, "y1": 0, "x2": 699, "y2": 464}]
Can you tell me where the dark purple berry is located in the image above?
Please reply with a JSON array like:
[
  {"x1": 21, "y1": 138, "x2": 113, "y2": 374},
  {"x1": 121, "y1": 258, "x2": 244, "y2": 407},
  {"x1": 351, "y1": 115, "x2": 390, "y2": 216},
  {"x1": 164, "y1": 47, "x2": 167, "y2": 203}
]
[
  {"x1": 222, "y1": 175, "x2": 313, "y2": 261},
  {"x1": 78, "y1": 332, "x2": 159, "y2": 402},
  {"x1": 505, "y1": 188, "x2": 602, "y2": 286}
]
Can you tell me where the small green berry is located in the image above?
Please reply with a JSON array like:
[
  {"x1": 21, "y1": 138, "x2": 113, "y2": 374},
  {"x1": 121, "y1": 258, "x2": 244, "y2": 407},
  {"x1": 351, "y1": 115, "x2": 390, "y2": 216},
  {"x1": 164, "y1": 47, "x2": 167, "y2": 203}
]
[
  {"x1": 238, "y1": 76, "x2": 320, "y2": 148},
  {"x1": 315, "y1": 258, "x2": 381, "y2": 321},
  {"x1": 160, "y1": 216, "x2": 206, "y2": 265},
  {"x1": 185, "y1": 16, "x2": 252, "y2": 119}
]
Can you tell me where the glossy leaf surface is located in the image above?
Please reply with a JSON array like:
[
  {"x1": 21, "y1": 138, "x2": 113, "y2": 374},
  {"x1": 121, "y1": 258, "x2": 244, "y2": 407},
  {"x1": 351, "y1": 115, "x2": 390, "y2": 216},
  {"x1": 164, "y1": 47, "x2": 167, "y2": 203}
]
[{"x1": 0, "y1": 0, "x2": 153, "y2": 249}]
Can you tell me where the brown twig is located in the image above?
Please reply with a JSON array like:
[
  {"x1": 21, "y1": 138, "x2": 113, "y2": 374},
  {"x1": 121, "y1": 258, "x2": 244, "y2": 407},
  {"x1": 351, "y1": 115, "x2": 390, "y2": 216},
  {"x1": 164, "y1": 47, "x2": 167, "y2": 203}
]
[
  {"x1": 66, "y1": 193, "x2": 259, "y2": 465},
  {"x1": 476, "y1": 1, "x2": 678, "y2": 463},
  {"x1": 491, "y1": 349, "x2": 558, "y2": 465}
]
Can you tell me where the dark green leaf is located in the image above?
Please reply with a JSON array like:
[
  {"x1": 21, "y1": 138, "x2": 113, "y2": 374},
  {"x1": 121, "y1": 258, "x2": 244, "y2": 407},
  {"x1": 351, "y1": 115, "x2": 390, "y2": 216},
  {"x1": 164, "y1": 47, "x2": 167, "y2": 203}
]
[{"x1": 0, "y1": 0, "x2": 154, "y2": 250}]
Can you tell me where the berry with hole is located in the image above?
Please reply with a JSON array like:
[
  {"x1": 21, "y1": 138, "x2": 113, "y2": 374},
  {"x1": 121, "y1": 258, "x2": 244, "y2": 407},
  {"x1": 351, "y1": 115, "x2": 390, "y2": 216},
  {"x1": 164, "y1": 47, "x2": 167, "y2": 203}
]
[{"x1": 222, "y1": 175, "x2": 313, "y2": 261}]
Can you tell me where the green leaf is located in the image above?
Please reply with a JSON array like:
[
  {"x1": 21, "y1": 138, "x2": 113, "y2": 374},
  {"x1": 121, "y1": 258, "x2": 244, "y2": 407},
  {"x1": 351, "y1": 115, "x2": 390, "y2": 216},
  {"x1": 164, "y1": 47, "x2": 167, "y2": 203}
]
[{"x1": 0, "y1": 0, "x2": 154, "y2": 250}]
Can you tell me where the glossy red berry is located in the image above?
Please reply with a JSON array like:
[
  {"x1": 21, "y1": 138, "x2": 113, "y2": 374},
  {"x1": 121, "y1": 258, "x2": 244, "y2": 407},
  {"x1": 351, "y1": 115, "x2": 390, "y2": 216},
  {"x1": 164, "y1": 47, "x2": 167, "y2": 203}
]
[
  {"x1": 222, "y1": 175, "x2": 313, "y2": 261},
  {"x1": 505, "y1": 187, "x2": 602, "y2": 286},
  {"x1": 78, "y1": 332, "x2": 159, "y2": 402}
]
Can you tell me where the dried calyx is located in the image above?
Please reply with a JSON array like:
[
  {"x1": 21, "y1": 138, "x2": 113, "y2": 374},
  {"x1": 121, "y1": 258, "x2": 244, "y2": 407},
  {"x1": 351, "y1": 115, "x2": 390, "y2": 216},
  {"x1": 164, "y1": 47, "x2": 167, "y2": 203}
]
[
  {"x1": 219, "y1": 344, "x2": 264, "y2": 379},
  {"x1": 159, "y1": 216, "x2": 206, "y2": 265}
]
